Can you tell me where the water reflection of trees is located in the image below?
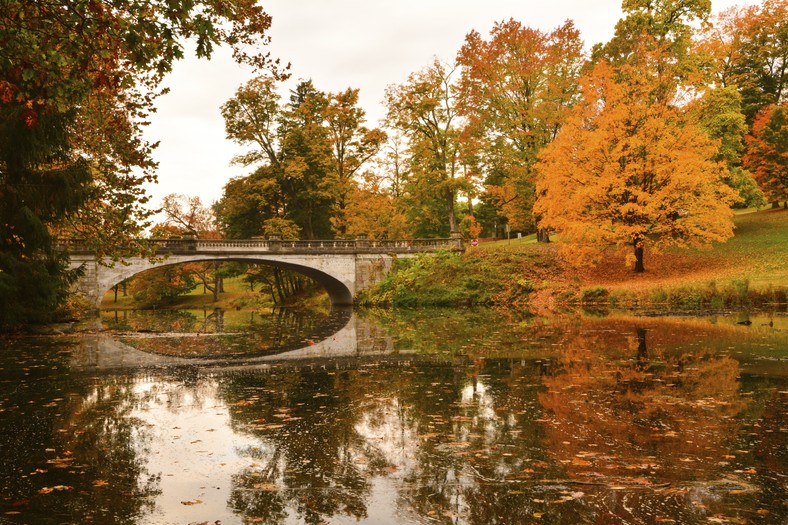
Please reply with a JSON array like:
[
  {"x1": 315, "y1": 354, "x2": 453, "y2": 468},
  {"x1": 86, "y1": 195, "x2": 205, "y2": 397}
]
[
  {"x1": 538, "y1": 321, "x2": 748, "y2": 481},
  {"x1": 220, "y1": 370, "x2": 383, "y2": 524},
  {"x1": 213, "y1": 312, "x2": 787, "y2": 524},
  {"x1": 0, "y1": 339, "x2": 159, "y2": 524}
]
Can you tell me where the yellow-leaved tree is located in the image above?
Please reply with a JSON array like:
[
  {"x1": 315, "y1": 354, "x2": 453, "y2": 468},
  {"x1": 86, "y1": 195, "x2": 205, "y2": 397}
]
[{"x1": 534, "y1": 59, "x2": 738, "y2": 272}]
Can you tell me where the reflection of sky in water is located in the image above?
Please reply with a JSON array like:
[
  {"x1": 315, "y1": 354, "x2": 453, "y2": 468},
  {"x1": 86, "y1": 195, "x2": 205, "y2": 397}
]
[{"x1": 131, "y1": 380, "x2": 260, "y2": 524}]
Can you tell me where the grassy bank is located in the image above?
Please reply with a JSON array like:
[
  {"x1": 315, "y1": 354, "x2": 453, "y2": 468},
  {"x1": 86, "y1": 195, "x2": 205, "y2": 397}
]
[{"x1": 359, "y1": 208, "x2": 788, "y2": 310}]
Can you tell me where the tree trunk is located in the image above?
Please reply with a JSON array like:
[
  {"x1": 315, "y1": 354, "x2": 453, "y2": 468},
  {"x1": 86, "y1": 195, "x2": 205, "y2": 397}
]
[
  {"x1": 772, "y1": 200, "x2": 781, "y2": 209},
  {"x1": 273, "y1": 268, "x2": 285, "y2": 303},
  {"x1": 634, "y1": 244, "x2": 645, "y2": 273},
  {"x1": 447, "y1": 189, "x2": 458, "y2": 233},
  {"x1": 536, "y1": 227, "x2": 550, "y2": 243},
  {"x1": 113, "y1": 285, "x2": 118, "y2": 303},
  {"x1": 212, "y1": 262, "x2": 219, "y2": 302},
  {"x1": 635, "y1": 327, "x2": 648, "y2": 369}
]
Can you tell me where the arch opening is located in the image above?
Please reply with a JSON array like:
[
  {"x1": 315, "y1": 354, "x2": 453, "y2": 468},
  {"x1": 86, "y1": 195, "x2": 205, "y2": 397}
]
[{"x1": 95, "y1": 256, "x2": 354, "y2": 308}]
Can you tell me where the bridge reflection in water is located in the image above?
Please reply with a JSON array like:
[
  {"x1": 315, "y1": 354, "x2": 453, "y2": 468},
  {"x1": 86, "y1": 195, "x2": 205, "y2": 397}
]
[{"x1": 71, "y1": 309, "x2": 435, "y2": 372}]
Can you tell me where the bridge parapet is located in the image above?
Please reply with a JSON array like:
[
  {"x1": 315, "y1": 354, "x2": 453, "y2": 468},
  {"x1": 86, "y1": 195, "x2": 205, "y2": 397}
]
[{"x1": 57, "y1": 236, "x2": 464, "y2": 255}]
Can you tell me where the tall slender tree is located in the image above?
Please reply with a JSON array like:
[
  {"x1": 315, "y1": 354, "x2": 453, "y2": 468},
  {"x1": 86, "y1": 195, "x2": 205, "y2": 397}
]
[
  {"x1": 323, "y1": 89, "x2": 386, "y2": 236},
  {"x1": 384, "y1": 60, "x2": 472, "y2": 236}
]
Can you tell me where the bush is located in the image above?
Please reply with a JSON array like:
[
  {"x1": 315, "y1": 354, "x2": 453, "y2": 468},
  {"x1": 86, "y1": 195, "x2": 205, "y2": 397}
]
[{"x1": 581, "y1": 287, "x2": 609, "y2": 303}]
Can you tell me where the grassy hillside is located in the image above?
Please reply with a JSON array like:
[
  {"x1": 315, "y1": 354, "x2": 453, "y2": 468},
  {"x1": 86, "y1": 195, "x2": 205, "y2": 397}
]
[{"x1": 360, "y1": 208, "x2": 787, "y2": 310}]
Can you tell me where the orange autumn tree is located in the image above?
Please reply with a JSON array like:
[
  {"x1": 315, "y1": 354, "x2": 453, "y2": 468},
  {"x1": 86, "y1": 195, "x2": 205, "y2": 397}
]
[
  {"x1": 743, "y1": 104, "x2": 788, "y2": 207},
  {"x1": 534, "y1": 59, "x2": 738, "y2": 272}
]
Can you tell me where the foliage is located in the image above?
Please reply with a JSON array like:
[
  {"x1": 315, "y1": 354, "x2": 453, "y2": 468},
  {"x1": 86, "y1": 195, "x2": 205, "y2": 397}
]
[
  {"x1": 129, "y1": 266, "x2": 196, "y2": 308},
  {"x1": 218, "y1": 76, "x2": 382, "y2": 240},
  {"x1": 534, "y1": 59, "x2": 737, "y2": 273},
  {"x1": 689, "y1": 87, "x2": 765, "y2": 207},
  {"x1": 594, "y1": 0, "x2": 711, "y2": 91},
  {"x1": 0, "y1": 0, "x2": 276, "y2": 329},
  {"x1": 743, "y1": 103, "x2": 788, "y2": 205},
  {"x1": 358, "y1": 249, "x2": 556, "y2": 308},
  {"x1": 456, "y1": 19, "x2": 585, "y2": 238},
  {"x1": 341, "y1": 172, "x2": 410, "y2": 239},
  {"x1": 323, "y1": 88, "x2": 386, "y2": 236},
  {"x1": 262, "y1": 217, "x2": 301, "y2": 240},
  {"x1": 384, "y1": 60, "x2": 473, "y2": 236}
]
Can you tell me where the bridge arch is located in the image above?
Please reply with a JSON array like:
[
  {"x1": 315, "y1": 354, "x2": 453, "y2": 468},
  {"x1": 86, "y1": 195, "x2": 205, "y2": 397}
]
[
  {"x1": 64, "y1": 236, "x2": 463, "y2": 307},
  {"x1": 74, "y1": 253, "x2": 358, "y2": 307}
]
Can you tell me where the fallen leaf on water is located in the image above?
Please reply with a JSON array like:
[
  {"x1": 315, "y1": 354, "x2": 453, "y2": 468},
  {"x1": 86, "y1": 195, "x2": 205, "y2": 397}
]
[
  {"x1": 252, "y1": 483, "x2": 278, "y2": 492},
  {"x1": 92, "y1": 480, "x2": 109, "y2": 487},
  {"x1": 180, "y1": 500, "x2": 202, "y2": 505},
  {"x1": 38, "y1": 485, "x2": 73, "y2": 494}
]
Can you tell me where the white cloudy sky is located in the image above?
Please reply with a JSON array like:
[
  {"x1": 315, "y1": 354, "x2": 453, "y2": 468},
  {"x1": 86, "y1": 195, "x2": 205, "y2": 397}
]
[{"x1": 143, "y1": 0, "x2": 753, "y2": 210}]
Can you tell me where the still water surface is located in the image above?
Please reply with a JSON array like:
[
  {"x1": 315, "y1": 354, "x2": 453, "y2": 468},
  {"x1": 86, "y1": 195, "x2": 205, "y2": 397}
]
[{"x1": 0, "y1": 308, "x2": 786, "y2": 524}]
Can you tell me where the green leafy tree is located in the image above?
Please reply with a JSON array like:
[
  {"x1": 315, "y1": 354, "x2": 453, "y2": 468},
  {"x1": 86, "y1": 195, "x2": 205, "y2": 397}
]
[
  {"x1": 219, "y1": 77, "x2": 338, "y2": 240},
  {"x1": 384, "y1": 60, "x2": 473, "y2": 236},
  {"x1": 690, "y1": 86, "x2": 765, "y2": 207}
]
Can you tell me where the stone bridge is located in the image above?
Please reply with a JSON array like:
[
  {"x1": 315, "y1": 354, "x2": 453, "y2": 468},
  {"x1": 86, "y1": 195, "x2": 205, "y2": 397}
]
[{"x1": 63, "y1": 236, "x2": 463, "y2": 306}]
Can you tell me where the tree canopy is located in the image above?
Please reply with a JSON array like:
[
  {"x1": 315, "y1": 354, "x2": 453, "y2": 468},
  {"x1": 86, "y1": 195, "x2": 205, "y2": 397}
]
[
  {"x1": 534, "y1": 60, "x2": 738, "y2": 272},
  {"x1": 0, "y1": 0, "x2": 276, "y2": 328}
]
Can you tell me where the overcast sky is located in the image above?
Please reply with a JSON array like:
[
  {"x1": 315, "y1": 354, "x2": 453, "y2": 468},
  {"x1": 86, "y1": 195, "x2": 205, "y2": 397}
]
[{"x1": 143, "y1": 0, "x2": 753, "y2": 211}]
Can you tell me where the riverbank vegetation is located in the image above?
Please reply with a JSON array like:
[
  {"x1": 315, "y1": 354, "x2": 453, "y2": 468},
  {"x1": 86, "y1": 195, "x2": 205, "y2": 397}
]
[{"x1": 359, "y1": 208, "x2": 788, "y2": 310}]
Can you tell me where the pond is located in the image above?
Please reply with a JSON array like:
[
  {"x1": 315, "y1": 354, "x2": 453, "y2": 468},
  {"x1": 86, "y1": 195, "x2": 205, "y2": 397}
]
[{"x1": 0, "y1": 308, "x2": 786, "y2": 524}]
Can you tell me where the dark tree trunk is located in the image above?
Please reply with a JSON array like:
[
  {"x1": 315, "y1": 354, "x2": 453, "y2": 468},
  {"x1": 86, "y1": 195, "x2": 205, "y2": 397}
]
[
  {"x1": 536, "y1": 228, "x2": 550, "y2": 243},
  {"x1": 273, "y1": 268, "x2": 285, "y2": 303},
  {"x1": 772, "y1": 200, "x2": 781, "y2": 209},
  {"x1": 447, "y1": 189, "x2": 458, "y2": 234},
  {"x1": 634, "y1": 244, "x2": 645, "y2": 273},
  {"x1": 113, "y1": 285, "x2": 118, "y2": 303},
  {"x1": 212, "y1": 262, "x2": 219, "y2": 302},
  {"x1": 635, "y1": 327, "x2": 648, "y2": 369}
]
